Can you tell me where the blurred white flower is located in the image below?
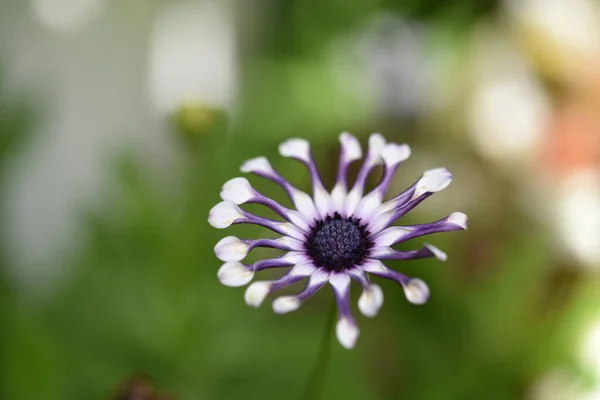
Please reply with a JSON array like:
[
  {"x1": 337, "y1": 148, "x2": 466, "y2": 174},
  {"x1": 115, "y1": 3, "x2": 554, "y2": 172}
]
[
  {"x1": 467, "y1": 25, "x2": 551, "y2": 169},
  {"x1": 581, "y1": 316, "x2": 600, "y2": 378},
  {"x1": 529, "y1": 369, "x2": 582, "y2": 400},
  {"x1": 505, "y1": 0, "x2": 600, "y2": 64},
  {"x1": 148, "y1": 0, "x2": 237, "y2": 115},
  {"x1": 556, "y1": 170, "x2": 600, "y2": 267},
  {"x1": 1, "y1": 2, "x2": 174, "y2": 296},
  {"x1": 31, "y1": 0, "x2": 109, "y2": 32}
]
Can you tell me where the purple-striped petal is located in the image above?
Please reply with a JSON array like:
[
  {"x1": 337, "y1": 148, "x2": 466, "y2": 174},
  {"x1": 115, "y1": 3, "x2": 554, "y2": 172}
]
[
  {"x1": 361, "y1": 259, "x2": 430, "y2": 305},
  {"x1": 348, "y1": 269, "x2": 383, "y2": 318},
  {"x1": 353, "y1": 143, "x2": 411, "y2": 220},
  {"x1": 215, "y1": 236, "x2": 305, "y2": 262},
  {"x1": 244, "y1": 262, "x2": 316, "y2": 307},
  {"x1": 240, "y1": 156, "x2": 320, "y2": 220},
  {"x1": 344, "y1": 133, "x2": 387, "y2": 216},
  {"x1": 234, "y1": 209, "x2": 306, "y2": 240},
  {"x1": 272, "y1": 268, "x2": 330, "y2": 313},
  {"x1": 279, "y1": 138, "x2": 332, "y2": 217},
  {"x1": 330, "y1": 132, "x2": 362, "y2": 211},
  {"x1": 369, "y1": 243, "x2": 447, "y2": 261},
  {"x1": 372, "y1": 212, "x2": 468, "y2": 247},
  {"x1": 220, "y1": 177, "x2": 312, "y2": 231},
  {"x1": 329, "y1": 272, "x2": 359, "y2": 349}
]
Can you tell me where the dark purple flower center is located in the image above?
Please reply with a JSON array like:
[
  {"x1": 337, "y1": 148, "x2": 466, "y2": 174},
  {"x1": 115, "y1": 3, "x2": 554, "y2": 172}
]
[{"x1": 305, "y1": 212, "x2": 373, "y2": 271}]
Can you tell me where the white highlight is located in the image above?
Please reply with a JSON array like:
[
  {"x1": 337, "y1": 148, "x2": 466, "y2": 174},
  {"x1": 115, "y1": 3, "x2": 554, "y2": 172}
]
[
  {"x1": 358, "y1": 284, "x2": 384, "y2": 317},
  {"x1": 336, "y1": 318, "x2": 359, "y2": 349},
  {"x1": 217, "y1": 262, "x2": 253, "y2": 287},
  {"x1": 339, "y1": 132, "x2": 362, "y2": 162},
  {"x1": 381, "y1": 143, "x2": 411, "y2": 166},
  {"x1": 208, "y1": 201, "x2": 243, "y2": 228},
  {"x1": 214, "y1": 236, "x2": 249, "y2": 262},
  {"x1": 278, "y1": 138, "x2": 311, "y2": 161},
  {"x1": 220, "y1": 177, "x2": 254, "y2": 204},
  {"x1": 424, "y1": 243, "x2": 447, "y2": 261},
  {"x1": 412, "y1": 168, "x2": 453, "y2": 199},
  {"x1": 240, "y1": 157, "x2": 274, "y2": 175},
  {"x1": 403, "y1": 278, "x2": 430, "y2": 305},
  {"x1": 244, "y1": 281, "x2": 271, "y2": 307},
  {"x1": 272, "y1": 296, "x2": 301, "y2": 314},
  {"x1": 446, "y1": 212, "x2": 468, "y2": 230}
]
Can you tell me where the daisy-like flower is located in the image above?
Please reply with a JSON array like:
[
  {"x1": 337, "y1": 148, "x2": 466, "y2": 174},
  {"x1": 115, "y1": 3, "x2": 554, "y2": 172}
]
[{"x1": 209, "y1": 132, "x2": 467, "y2": 349}]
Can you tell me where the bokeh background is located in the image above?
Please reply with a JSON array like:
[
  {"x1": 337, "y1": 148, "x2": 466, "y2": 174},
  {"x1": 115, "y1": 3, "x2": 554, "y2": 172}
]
[{"x1": 1, "y1": 0, "x2": 600, "y2": 399}]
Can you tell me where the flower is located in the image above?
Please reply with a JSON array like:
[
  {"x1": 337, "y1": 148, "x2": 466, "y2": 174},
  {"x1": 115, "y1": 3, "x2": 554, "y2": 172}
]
[{"x1": 209, "y1": 132, "x2": 467, "y2": 349}]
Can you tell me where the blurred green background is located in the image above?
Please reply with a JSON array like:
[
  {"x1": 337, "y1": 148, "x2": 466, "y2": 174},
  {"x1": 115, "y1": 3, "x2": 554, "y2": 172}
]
[{"x1": 2, "y1": 0, "x2": 600, "y2": 399}]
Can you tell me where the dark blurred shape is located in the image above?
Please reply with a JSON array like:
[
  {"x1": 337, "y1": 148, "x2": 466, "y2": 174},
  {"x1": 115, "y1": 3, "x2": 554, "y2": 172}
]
[{"x1": 110, "y1": 374, "x2": 173, "y2": 400}]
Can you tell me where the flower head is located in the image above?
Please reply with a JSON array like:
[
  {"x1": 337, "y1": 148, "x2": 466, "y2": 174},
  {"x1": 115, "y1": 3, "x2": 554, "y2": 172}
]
[{"x1": 209, "y1": 132, "x2": 467, "y2": 349}]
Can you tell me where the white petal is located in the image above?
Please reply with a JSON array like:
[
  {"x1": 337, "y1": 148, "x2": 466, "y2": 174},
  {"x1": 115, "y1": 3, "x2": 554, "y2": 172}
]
[
  {"x1": 276, "y1": 236, "x2": 305, "y2": 251},
  {"x1": 279, "y1": 138, "x2": 310, "y2": 162},
  {"x1": 290, "y1": 188, "x2": 319, "y2": 220},
  {"x1": 367, "y1": 133, "x2": 386, "y2": 162},
  {"x1": 368, "y1": 246, "x2": 395, "y2": 258},
  {"x1": 330, "y1": 183, "x2": 347, "y2": 211},
  {"x1": 412, "y1": 168, "x2": 453, "y2": 199},
  {"x1": 214, "y1": 236, "x2": 249, "y2": 262},
  {"x1": 281, "y1": 251, "x2": 309, "y2": 264},
  {"x1": 403, "y1": 278, "x2": 430, "y2": 305},
  {"x1": 217, "y1": 262, "x2": 254, "y2": 287},
  {"x1": 446, "y1": 212, "x2": 468, "y2": 230},
  {"x1": 339, "y1": 132, "x2": 362, "y2": 162},
  {"x1": 361, "y1": 259, "x2": 387, "y2": 274},
  {"x1": 344, "y1": 186, "x2": 363, "y2": 216},
  {"x1": 381, "y1": 143, "x2": 411, "y2": 166},
  {"x1": 373, "y1": 227, "x2": 413, "y2": 247},
  {"x1": 274, "y1": 222, "x2": 307, "y2": 241},
  {"x1": 240, "y1": 156, "x2": 274, "y2": 175},
  {"x1": 336, "y1": 318, "x2": 359, "y2": 349},
  {"x1": 208, "y1": 201, "x2": 244, "y2": 229},
  {"x1": 309, "y1": 268, "x2": 331, "y2": 286},
  {"x1": 358, "y1": 284, "x2": 384, "y2": 318},
  {"x1": 424, "y1": 243, "x2": 447, "y2": 261},
  {"x1": 354, "y1": 191, "x2": 383, "y2": 219},
  {"x1": 314, "y1": 185, "x2": 332, "y2": 217},
  {"x1": 272, "y1": 296, "x2": 301, "y2": 314},
  {"x1": 220, "y1": 177, "x2": 254, "y2": 204},
  {"x1": 289, "y1": 262, "x2": 316, "y2": 277},
  {"x1": 328, "y1": 272, "x2": 351, "y2": 293},
  {"x1": 285, "y1": 210, "x2": 311, "y2": 232},
  {"x1": 244, "y1": 281, "x2": 271, "y2": 307}
]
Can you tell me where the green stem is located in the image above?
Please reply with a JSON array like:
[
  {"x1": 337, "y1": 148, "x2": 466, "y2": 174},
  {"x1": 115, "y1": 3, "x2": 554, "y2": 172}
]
[{"x1": 301, "y1": 300, "x2": 336, "y2": 400}]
